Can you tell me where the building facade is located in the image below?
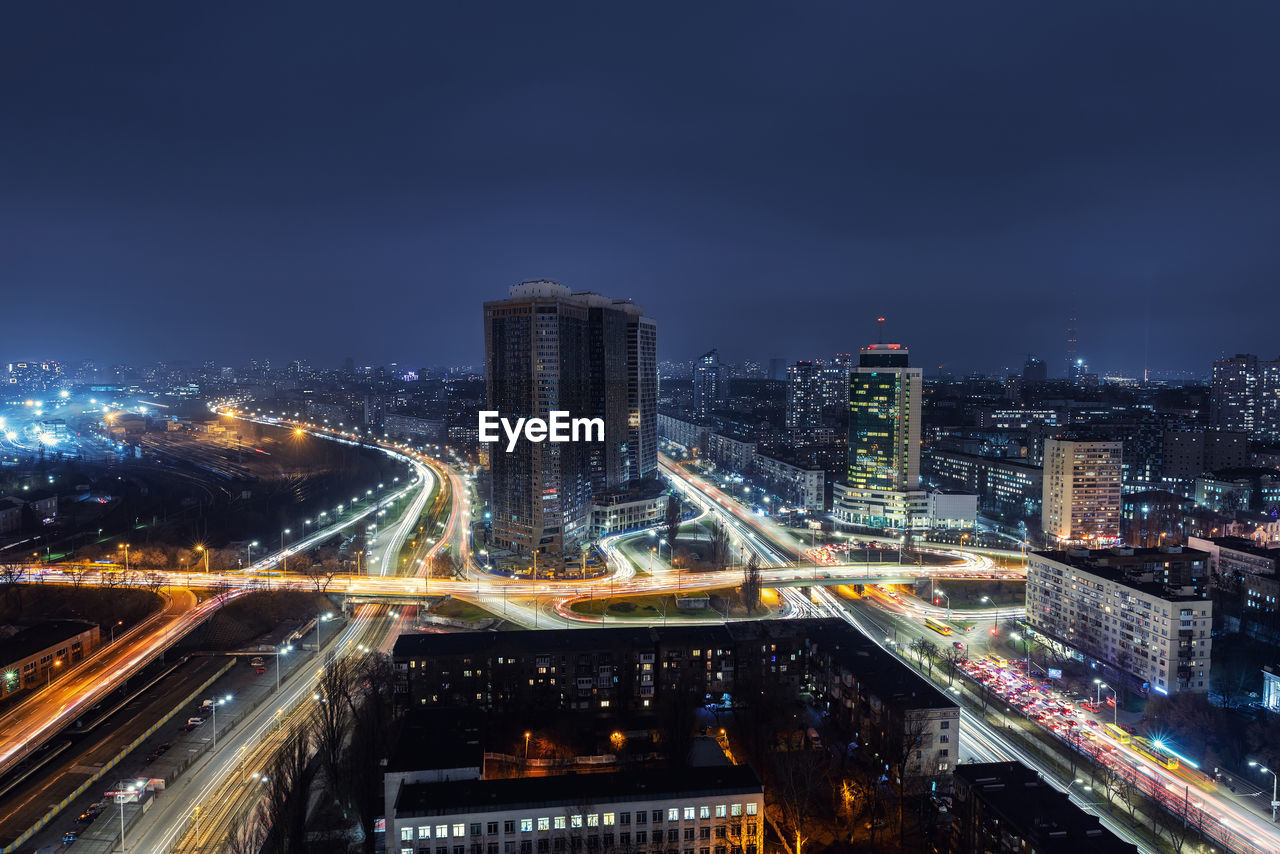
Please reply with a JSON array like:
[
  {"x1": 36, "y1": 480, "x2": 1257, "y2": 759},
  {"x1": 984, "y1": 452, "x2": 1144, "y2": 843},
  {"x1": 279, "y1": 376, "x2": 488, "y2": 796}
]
[
  {"x1": 1040, "y1": 439, "x2": 1122, "y2": 545},
  {"x1": 0, "y1": 620, "x2": 100, "y2": 697},
  {"x1": 1026, "y1": 549, "x2": 1212, "y2": 695},
  {"x1": 833, "y1": 342, "x2": 924, "y2": 529},
  {"x1": 693, "y1": 350, "x2": 728, "y2": 419},
  {"x1": 1211, "y1": 354, "x2": 1280, "y2": 442},
  {"x1": 784, "y1": 361, "x2": 822, "y2": 430},
  {"x1": 390, "y1": 767, "x2": 764, "y2": 854},
  {"x1": 483, "y1": 281, "x2": 656, "y2": 555}
]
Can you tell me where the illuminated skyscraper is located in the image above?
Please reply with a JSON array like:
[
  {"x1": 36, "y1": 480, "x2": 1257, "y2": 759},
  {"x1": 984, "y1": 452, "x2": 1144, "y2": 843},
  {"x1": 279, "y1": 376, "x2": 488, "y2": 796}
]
[
  {"x1": 832, "y1": 342, "x2": 924, "y2": 529},
  {"x1": 484, "y1": 280, "x2": 655, "y2": 556}
]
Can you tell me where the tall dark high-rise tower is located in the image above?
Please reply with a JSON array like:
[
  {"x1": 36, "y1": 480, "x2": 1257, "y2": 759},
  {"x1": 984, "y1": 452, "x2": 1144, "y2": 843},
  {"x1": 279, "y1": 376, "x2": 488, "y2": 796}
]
[{"x1": 484, "y1": 280, "x2": 656, "y2": 555}]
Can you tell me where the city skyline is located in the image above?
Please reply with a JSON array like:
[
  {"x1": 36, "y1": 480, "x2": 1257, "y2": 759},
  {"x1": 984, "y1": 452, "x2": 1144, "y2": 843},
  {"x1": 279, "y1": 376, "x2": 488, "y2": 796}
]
[{"x1": 4, "y1": 3, "x2": 1280, "y2": 373}]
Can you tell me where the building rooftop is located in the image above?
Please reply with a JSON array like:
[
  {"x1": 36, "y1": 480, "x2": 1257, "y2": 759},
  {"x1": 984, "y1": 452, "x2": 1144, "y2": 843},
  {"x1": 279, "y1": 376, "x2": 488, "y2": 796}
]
[
  {"x1": 801, "y1": 620, "x2": 958, "y2": 710},
  {"x1": 395, "y1": 765, "x2": 762, "y2": 817},
  {"x1": 955, "y1": 762, "x2": 1136, "y2": 852},
  {"x1": 387, "y1": 708, "x2": 486, "y2": 774},
  {"x1": 1195, "y1": 536, "x2": 1280, "y2": 560},
  {"x1": 0, "y1": 620, "x2": 98, "y2": 666},
  {"x1": 1032, "y1": 549, "x2": 1208, "y2": 602}
]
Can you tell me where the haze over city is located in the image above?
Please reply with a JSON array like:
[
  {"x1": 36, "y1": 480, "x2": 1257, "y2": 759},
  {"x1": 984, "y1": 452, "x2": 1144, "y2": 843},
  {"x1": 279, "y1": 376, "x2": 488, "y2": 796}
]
[{"x1": 5, "y1": 2, "x2": 1280, "y2": 373}]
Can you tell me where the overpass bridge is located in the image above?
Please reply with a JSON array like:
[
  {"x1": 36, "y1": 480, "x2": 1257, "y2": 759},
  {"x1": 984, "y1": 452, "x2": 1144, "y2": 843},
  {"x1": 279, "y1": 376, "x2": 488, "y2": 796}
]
[{"x1": 760, "y1": 572, "x2": 922, "y2": 588}]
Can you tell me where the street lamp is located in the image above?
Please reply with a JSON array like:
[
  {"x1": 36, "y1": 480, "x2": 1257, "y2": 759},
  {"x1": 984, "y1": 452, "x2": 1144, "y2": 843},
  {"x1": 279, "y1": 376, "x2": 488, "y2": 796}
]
[
  {"x1": 195, "y1": 544, "x2": 210, "y2": 573},
  {"x1": 246, "y1": 540, "x2": 259, "y2": 569},
  {"x1": 116, "y1": 781, "x2": 138, "y2": 852},
  {"x1": 275, "y1": 644, "x2": 292, "y2": 692},
  {"x1": 1250, "y1": 761, "x2": 1280, "y2": 822},
  {"x1": 117, "y1": 543, "x2": 130, "y2": 573},
  {"x1": 280, "y1": 529, "x2": 291, "y2": 572},
  {"x1": 315, "y1": 612, "x2": 334, "y2": 654},
  {"x1": 1095, "y1": 681, "x2": 1118, "y2": 724},
  {"x1": 524, "y1": 730, "x2": 532, "y2": 765},
  {"x1": 935, "y1": 589, "x2": 952, "y2": 622},
  {"x1": 980, "y1": 595, "x2": 996, "y2": 635},
  {"x1": 1010, "y1": 632, "x2": 1030, "y2": 675},
  {"x1": 110, "y1": 620, "x2": 123, "y2": 644},
  {"x1": 211, "y1": 694, "x2": 232, "y2": 748}
]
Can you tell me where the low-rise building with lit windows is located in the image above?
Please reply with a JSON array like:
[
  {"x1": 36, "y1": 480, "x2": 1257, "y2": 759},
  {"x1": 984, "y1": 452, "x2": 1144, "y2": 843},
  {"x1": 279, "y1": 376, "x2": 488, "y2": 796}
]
[{"x1": 388, "y1": 766, "x2": 764, "y2": 854}]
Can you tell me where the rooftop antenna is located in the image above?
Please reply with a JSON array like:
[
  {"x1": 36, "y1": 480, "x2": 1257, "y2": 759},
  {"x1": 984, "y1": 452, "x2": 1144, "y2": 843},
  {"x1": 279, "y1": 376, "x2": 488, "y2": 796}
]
[{"x1": 877, "y1": 316, "x2": 886, "y2": 344}]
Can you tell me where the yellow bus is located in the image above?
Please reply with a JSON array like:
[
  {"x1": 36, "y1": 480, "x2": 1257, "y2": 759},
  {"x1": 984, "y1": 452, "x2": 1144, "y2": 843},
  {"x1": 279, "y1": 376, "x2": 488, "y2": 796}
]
[
  {"x1": 985, "y1": 653, "x2": 1007, "y2": 668},
  {"x1": 1103, "y1": 723, "x2": 1131, "y2": 744},
  {"x1": 924, "y1": 617, "x2": 952, "y2": 636},
  {"x1": 1133, "y1": 737, "x2": 1179, "y2": 770}
]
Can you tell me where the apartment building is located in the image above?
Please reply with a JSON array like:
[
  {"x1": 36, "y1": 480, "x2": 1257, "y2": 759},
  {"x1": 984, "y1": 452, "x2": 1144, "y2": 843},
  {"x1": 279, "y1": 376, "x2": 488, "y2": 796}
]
[
  {"x1": 1027, "y1": 549, "x2": 1212, "y2": 695},
  {"x1": 392, "y1": 620, "x2": 957, "y2": 786},
  {"x1": 1040, "y1": 439, "x2": 1122, "y2": 545}
]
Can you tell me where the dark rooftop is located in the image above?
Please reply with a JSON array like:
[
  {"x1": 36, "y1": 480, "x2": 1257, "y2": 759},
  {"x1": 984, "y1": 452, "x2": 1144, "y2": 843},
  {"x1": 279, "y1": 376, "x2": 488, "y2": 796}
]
[
  {"x1": 0, "y1": 620, "x2": 98, "y2": 666},
  {"x1": 1032, "y1": 548, "x2": 1209, "y2": 602},
  {"x1": 388, "y1": 707, "x2": 486, "y2": 774},
  {"x1": 955, "y1": 761, "x2": 1136, "y2": 853},
  {"x1": 395, "y1": 765, "x2": 762, "y2": 817}
]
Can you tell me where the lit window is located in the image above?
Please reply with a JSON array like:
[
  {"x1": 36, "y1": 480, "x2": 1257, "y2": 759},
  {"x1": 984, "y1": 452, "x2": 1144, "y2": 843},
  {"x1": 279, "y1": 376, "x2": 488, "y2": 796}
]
[
  {"x1": 699, "y1": 807, "x2": 709, "y2": 820},
  {"x1": 588, "y1": 815, "x2": 599, "y2": 828},
  {"x1": 520, "y1": 820, "x2": 532, "y2": 833},
  {"x1": 603, "y1": 814, "x2": 615, "y2": 826},
  {"x1": 745, "y1": 804, "x2": 757, "y2": 816},
  {"x1": 684, "y1": 808, "x2": 695, "y2": 821},
  {"x1": 538, "y1": 818, "x2": 549, "y2": 831},
  {"x1": 668, "y1": 809, "x2": 679, "y2": 822},
  {"x1": 715, "y1": 806, "x2": 726, "y2": 819},
  {"x1": 572, "y1": 816, "x2": 583, "y2": 829},
  {"x1": 402, "y1": 829, "x2": 414, "y2": 841},
  {"x1": 455, "y1": 825, "x2": 466, "y2": 837},
  {"x1": 554, "y1": 818, "x2": 565, "y2": 830},
  {"x1": 437, "y1": 826, "x2": 448, "y2": 839},
  {"x1": 420, "y1": 827, "x2": 432, "y2": 840},
  {"x1": 730, "y1": 805, "x2": 742, "y2": 817}
]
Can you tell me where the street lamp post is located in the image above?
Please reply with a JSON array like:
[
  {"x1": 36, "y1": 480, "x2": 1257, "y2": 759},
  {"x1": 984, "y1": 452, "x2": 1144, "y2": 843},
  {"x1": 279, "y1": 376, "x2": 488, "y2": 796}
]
[
  {"x1": 315, "y1": 612, "x2": 333, "y2": 655},
  {"x1": 110, "y1": 620, "x2": 123, "y2": 644},
  {"x1": 275, "y1": 645, "x2": 291, "y2": 692},
  {"x1": 280, "y1": 529, "x2": 291, "y2": 573},
  {"x1": 211, "y1": 694, "x2": 231, "y2": 748},
  {"x1": 246, "y1": 540, "x2": 259, "y2": 569},
  {"x1": 935, "y1": 589, "x2": 952, "y2": 623},
  {"x1": 196, "y1": 544, "x2": 209, "y2": 573},
  {"x1": 118, "y1": 543, "x2": 130, "y2": 573},
  {"x1": 1251, "y1": 761, "x2": 1280, "y2": 822}
]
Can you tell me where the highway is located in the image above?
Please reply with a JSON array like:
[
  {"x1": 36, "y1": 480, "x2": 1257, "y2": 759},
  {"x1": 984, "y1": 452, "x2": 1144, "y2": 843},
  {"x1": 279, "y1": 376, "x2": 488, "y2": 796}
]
[
  {"x1": 122, "y1": 428, "x2": 441, "y2": 854},
  {"x1": 661, "y1": 451, "x2": 1280, "y2": 854}
]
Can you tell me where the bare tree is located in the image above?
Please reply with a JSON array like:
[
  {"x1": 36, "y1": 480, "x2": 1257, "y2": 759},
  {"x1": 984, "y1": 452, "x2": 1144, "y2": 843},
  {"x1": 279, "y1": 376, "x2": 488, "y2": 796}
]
[
  {"x1": 0, "y1": 562, "x2": 25, "y2": 613},
  {"x1": 708, "y1": 520, "x2": 732, "y2": 569},
  {"x1": 664, "y1": 494, "x2": 682, "y2": 548},
  {"x1": 299, "y1": 558, "x2": 340, "y2": 593},
  {"x1": 769, "y1": 750, "x2": 828, "y2": 854},
  {"x1": 143, "y1": 571, "x2": 165, "y2": 594},
  {"x1": 258, "y1": 726, "x2": 315, "y2": 854},
  {"x1": 741, "y1": 554, "x2": 762, "y2": 615},
  {"x1": 222, "y1": 807, "x2": 268, "y2": 854}
]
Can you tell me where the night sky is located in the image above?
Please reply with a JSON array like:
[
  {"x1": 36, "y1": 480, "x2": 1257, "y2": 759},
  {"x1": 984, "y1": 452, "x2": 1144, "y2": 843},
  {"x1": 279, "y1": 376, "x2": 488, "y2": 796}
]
[{"x1": 3, "y1": 2, "x2": 1279, "y2": 376}]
